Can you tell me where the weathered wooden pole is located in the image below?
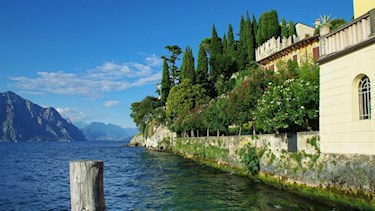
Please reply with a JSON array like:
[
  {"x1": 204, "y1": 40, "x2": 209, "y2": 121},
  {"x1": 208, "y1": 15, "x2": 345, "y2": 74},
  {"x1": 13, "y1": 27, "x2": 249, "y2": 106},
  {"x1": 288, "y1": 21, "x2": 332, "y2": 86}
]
[{"x1": 70, "y1": 160, "x2": 106, "y2": 211}]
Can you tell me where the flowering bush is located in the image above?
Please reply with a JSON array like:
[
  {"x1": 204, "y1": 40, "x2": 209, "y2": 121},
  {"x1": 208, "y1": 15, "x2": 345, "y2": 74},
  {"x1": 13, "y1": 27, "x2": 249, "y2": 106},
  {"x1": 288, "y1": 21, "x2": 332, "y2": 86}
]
[{"x1": 254, "y1": 76, "x2": 319, "y2": 133}]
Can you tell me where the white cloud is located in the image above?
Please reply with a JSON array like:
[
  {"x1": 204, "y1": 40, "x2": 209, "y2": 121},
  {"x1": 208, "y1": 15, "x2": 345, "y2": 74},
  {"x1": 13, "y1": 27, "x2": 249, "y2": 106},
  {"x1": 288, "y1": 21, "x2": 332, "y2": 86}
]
[
  {"x1": 56, "y1": 107, "x2": 88, "y2": 123},
  {"x1": 103, "y1": 100, "x2": 120, "y2": 107},
  {"x1": 10, "y1": 54, "x2": 162, "y2": 99},
  {"x1": 145, "y1": 54, "x2": 163, "y2": 67}
]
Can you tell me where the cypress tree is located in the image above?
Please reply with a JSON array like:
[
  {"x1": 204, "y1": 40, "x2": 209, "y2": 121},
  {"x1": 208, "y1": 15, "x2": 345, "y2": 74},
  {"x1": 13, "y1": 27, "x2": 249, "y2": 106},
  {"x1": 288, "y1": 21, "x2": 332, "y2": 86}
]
[
  {"x1": 196, "y1": 44, "x2": 209, "y2": 85},
  {"x1": 222, "y1": 34, "x2": 228, "y2": 53},
  {"x1": 180, "y1": 46, "x2": 195, "y2": 84},
  {"x1": 210, "y1": 24, "x2": 222, "y2": 56},
  {"x1": 209, "y1": 24, "x2": 223, "y2": 83},
  {"x1": 237, "y1": 15, "x2": 247, "y2": 70},
  {"x1": 281, "y1": 18, "x2": 288, "y2": 38},
  {"x1": 161, "y1": 58, "x2": 170, "y2": 104},
  {"x1": 239, "y1": 16, "x2": 246, "y2": 44},
  {"x1": 289, "y1": 20, "x2": 296, "y2": 38},
  {"x1": 267, "y1": 10, "x2": 281, "y2": 39},
  {"x1": 246, "y1": 13, "x2": 255, "y2": 62},
  {"x1": 256, "y1": 10, "x2": 281, "y2": 45},
  {"x1": 252, "y1": 15, "x2": 258, "y2": 45},
  {"x1": 196, "y1": 43, "x2": 215, "y2": 98},
  {"x1": 223, "y1": 23, "x2": 238, "y2": 76},
  {"x1": 256, "y1": 14, "x2": 263, "y2": 45},
  {"x1": 226, "y1": 24, "x2": 236, "y2": 58}
]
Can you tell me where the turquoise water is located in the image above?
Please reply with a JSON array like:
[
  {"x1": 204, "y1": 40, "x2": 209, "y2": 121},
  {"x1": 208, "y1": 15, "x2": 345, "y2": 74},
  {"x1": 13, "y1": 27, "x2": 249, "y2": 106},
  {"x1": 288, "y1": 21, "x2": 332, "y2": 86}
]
[{"x1": 0, "y1": 141, "x2": 349, "y2": 210}]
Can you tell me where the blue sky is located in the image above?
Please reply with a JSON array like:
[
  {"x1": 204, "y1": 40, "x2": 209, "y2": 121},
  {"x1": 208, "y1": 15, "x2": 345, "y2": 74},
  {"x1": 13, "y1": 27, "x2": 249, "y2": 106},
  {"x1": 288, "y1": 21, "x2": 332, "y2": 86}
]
[{"x1": 0, "y1": 0, "x2": 353, "y2": 128}]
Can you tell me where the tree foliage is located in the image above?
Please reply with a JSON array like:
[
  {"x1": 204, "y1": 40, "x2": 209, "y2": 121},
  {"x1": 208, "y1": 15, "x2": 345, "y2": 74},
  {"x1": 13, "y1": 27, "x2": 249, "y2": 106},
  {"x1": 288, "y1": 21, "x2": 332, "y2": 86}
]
[
  {"x1": 225, "y1": 24, "x2": 236, "y2": 59},
  {"x1": 202, "y1": 97, "x2": 230, "y2": 136},
  {"x1": 256, "y1": 10, "x2": 280, "y2": 45},
  {"x1": 226, "y1": 66, "x2": 274, "y2": 134},
  {"x1": 180, "y1": 46, "x2": 195, "y2": 84},
  {"x1": 289, "y1": 20, "x2": 296, "y2": 38},
  {"x1": 196, "y1": 44, "x2": 209, "y2": 85},
  {"x1": 330, "y1": 18, "x2": 346, "y2": 31},
  {"x1": 161, "y1": 58, "x2": 170, "y2": 104},
  {"x1": 163, "y1": 45, "x2": 182, "y2": 84},
  {"x1": 209, "y1": 24, "x2": 223, "y2": 83},
  {"x1": 131, "y1": 9, "x2": 324, "y2": 137},
  {"x1": 130, "y1": 96, "x2": 161, "y2": 135},
  {"x1": 166, "y1": 79, "x2": 209, "y2": 128},
  {"x1": 281, "y1": 18, "x2": 288, "y2": 38}
]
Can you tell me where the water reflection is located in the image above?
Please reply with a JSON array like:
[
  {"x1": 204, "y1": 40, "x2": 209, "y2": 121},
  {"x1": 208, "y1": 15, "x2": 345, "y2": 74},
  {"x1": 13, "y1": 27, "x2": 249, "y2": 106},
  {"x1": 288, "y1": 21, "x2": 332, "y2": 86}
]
[{"x1": 120, "y1": 150, "x2": 338, "y2": 210}]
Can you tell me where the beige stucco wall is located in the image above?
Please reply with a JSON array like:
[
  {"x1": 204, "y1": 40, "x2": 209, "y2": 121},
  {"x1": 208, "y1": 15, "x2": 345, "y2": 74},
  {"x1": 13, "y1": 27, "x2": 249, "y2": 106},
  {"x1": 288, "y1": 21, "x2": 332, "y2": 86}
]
[
  {"x1": 320, "y1": 42, "x2": 375, "y2": 155},
  {"x1": 264, "y1": 40, "x2": 319, "y2": 71},
  {"x1": 295, "y1": 23, "x2": 315, "y2": 38},
  {"x1": 354, "y1": 0, "x2": 375, "y2": 18}
]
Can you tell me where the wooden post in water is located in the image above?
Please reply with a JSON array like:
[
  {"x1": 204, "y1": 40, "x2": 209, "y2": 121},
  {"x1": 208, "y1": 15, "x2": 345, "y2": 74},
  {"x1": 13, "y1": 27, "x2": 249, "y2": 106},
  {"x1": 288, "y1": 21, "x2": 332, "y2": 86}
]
[{"x1": 69, "y1": 160, "x2": 106, "y2": 211}]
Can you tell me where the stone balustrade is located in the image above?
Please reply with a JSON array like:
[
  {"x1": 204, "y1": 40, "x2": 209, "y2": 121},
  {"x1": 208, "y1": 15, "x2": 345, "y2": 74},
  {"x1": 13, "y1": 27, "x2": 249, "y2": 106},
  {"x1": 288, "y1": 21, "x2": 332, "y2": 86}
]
[{"x1": 320, "y1": 9, "x2": 375, "y2": 58}]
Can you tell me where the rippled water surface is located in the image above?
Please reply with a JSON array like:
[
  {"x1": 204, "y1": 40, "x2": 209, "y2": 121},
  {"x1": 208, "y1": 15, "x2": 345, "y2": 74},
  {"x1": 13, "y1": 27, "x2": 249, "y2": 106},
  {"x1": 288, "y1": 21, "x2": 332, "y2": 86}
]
[{"x1": 0, "y1": 141, "x2": 345, "y2": 210}]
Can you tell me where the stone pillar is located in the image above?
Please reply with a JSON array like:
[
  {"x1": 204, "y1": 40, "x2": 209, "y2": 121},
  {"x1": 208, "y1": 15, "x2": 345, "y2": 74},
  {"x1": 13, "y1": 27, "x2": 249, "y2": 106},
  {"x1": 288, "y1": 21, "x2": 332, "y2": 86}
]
[{"x1": 369, "y1": 8, "x2": 375, "y2": 36}]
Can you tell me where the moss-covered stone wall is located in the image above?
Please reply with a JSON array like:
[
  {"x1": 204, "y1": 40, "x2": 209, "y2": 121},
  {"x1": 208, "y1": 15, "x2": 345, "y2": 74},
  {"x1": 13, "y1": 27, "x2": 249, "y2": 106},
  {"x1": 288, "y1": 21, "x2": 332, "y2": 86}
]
[{"x1": 171, "y1": 132, "x2": 375, "y2": 209}]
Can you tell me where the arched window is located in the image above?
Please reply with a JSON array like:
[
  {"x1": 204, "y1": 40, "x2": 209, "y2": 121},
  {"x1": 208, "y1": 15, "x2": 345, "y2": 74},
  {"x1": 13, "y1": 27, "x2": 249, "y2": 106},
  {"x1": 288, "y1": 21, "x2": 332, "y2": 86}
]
[{"x1": 359, "y1": 75, "x2": 371, "y2": 120}]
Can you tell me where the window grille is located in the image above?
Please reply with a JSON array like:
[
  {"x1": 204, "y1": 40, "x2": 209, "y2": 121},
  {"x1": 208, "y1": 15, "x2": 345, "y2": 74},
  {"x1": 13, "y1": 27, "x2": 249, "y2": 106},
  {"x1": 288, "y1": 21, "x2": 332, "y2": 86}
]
[{"x1": 359, "y1": 75, "x2": 371, "y2": 120}]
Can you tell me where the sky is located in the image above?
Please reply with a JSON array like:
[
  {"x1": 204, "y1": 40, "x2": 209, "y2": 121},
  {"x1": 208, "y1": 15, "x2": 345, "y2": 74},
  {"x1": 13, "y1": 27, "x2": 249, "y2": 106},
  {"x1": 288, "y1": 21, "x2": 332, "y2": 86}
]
[{"x1": 0, "y1": 0, "x2": 354, "y2": 129}]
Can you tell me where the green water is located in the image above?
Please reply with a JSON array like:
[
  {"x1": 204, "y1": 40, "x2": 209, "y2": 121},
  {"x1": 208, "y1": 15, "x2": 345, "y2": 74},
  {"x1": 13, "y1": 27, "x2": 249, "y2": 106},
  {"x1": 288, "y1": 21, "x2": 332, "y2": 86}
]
[
  {"x1": 127, "y1": 149, "x2": 350, "y2": 210},
  {"x1": 0, "y1": 141, "x2": 353, "y2": 210}
]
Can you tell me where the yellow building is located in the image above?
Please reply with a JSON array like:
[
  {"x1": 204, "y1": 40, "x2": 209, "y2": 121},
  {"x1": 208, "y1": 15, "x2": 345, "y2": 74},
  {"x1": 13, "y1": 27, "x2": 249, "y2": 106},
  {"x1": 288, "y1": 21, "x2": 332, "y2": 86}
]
[
  {"x1": 256, "y1": 23, "x2": 320, "y2": 71},
  {"x1": 318, "y1": 8, "x2": 375, "y2": 155},
  {"x1": 354, "y1": 0, "x2": 375, "y2": 18}
]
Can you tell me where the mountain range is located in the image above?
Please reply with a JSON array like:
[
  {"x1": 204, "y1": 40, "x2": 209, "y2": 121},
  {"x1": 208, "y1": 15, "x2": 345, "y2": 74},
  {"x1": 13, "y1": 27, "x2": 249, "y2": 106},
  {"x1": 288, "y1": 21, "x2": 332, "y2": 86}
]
[
  {"x1": 0, "y1": 91, "x2": 86, "y2": 142},
  {"x1": 81, "y1": 122, "x2": 137, "y2": 142}
]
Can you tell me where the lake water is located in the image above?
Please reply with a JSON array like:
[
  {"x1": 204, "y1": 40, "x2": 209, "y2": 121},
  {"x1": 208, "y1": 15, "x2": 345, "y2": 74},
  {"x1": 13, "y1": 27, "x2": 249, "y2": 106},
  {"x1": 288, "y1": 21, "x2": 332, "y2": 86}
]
[{"x1": 0, "y1": 141, "x2": 348, "y2": 210}]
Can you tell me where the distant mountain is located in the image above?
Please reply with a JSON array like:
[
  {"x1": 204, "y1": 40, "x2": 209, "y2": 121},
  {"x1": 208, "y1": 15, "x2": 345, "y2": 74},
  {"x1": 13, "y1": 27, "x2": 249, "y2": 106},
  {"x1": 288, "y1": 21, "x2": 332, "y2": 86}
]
[
  {"x1": 0, "y1": 91, "x2": 87, "y2": 142},
  {"x1": 81, "y1": 122, "x2": 138, "y2": 142}
]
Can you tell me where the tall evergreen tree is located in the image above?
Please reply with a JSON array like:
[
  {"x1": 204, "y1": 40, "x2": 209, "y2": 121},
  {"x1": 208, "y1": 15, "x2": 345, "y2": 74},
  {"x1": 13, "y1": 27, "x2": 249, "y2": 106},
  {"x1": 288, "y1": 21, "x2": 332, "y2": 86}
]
[
  {"x1": 209, "y1": 24, "x2": 223, "y2": 83},
  {"x1": 256, "y1": 10, "x2": 281, "y2": 45},
  {"x1": 222, "y1": 23, "x2": 238, "y2": 76},
  {"x1": 210, "y1": 24, "x2": 222, "y2": 56},
  {"x1": 267, "y1": 10, "x2": 281, "y2": 39},
  {"x1": 281, "y1": 18, "x2": 288, "y2": 38},
  {"x1": 239, "y1": 16, "x2": 246, "y2": 43},
  {"x1": 237, "y1": 12, "x2": 256, "y2": 69},
  {"x1": 226, "y1": 24, "x2": 236, "y2": 58},
  {"x1": 161, "y1": 58, "x2": 170, "y2": 105},
  {"x1": 246, "y1": 13, "x2": 255, "y2": 62},
  {"x1": 196, "y1": 44, "x2": 209, "y2": 85},
  {"x1": 196, "y1": 43, "x2": 216, "y2": 98},
  {"x1": 222, "y1": 34, "x2": 228, "y2": 53},
  {"x1": 252, "y1": 15, "x2": 258, "y2": 45},
  {"x1": 288, "y1": 20, "x2": 296, "y2": 38},
  {"x1": 180, "y1": 46, "x2": 195, "y2": 84},
  {"x1": 237, "y1": 15, "x2": 247, "y2": 70}
]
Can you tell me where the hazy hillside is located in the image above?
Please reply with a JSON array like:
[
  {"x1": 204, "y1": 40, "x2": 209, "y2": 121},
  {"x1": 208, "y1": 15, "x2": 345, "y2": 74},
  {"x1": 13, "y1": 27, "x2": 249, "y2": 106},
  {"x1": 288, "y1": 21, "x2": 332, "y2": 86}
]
[{"x1": 81, "y1": 122, "x2": 138, "y2": 141}]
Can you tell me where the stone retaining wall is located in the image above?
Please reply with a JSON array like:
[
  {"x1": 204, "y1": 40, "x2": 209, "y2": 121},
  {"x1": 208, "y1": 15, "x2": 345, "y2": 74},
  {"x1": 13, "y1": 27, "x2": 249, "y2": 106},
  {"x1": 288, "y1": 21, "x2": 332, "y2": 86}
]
[{"x1": 172, "y1": 132, "x2": 375, "y2": 208}]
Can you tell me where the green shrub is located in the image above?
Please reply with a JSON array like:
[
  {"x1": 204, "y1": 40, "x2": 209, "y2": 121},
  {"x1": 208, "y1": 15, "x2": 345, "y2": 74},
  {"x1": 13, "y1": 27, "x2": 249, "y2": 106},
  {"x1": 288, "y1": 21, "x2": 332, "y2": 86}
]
[{"x1": 238, "y1": 143, "x2": 260, "y2": 175}]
